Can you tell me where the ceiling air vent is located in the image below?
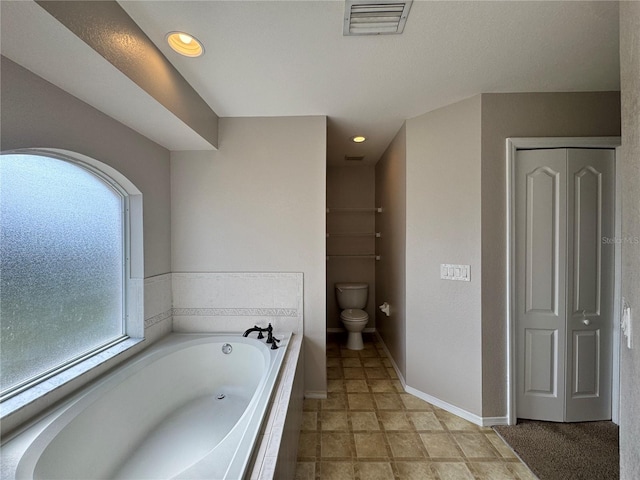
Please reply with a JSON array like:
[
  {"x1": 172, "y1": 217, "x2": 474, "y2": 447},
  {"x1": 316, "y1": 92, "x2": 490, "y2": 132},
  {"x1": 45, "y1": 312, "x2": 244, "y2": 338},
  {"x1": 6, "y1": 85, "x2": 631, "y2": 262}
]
[
  {"x1": 343, "y1": 0, "x2": 413, "y2": 36},
  {"x1": 345, "y1": 155, "x2": 365, "y2": 162}
]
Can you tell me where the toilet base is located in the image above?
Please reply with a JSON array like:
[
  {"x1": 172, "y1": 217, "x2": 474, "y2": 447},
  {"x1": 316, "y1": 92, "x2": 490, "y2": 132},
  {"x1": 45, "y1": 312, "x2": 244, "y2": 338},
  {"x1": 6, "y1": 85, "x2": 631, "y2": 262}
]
[{"x1": 346, "y1": 331, "x2": 364, "y2": 350}]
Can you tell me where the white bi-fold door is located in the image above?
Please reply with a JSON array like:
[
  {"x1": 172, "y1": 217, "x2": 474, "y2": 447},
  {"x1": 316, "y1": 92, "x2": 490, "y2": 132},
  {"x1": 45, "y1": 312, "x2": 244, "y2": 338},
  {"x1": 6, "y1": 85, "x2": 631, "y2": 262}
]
[{"x1": 515, "y1": 148, "x2": 615, "y2": 422}]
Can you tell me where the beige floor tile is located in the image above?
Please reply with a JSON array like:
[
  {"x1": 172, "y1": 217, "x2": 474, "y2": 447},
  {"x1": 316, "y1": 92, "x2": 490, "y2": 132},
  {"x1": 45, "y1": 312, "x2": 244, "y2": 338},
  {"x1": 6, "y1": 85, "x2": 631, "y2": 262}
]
[
  {"x1": 386, "y1": 432, "x2": 426, "y2": 458},
  {"x1": 318, "y1": 461, "x2": 355, "y2": 480},
  {"x1": 319, "y1": 335, "x2": 531, "y2": 479},
  {"x1": 419, "y1": 433, "x2": 462, "y2": 458},
  {"x1": 356, "y1": 461, "x2": 394, "y2": 480},
  {"x1": 395, "y1": 461, "x2": 436, "y2": 479},
  {"x1": 485, "y1": 431, "x2": 518, "y2": 458},
  {"x1": 431, "y1": 462, "x2": 475, "y2": 480},
  {"x1": 373, "y1": 392, "x2": 404, "y2": 410},
  {"x1": 350, "y1": 411, "x2": 380, "y2": 431},
  {"x1": 298, "y1": 432, "x2": 319, "y2": 458},
  {"x1": 508, "y1": 462, "x2": 538, "y2": 480},
  {"x1": 322, "y1": 393, "x2": 347, "y2": 410},
  {"x1": 321, "y1": 432, "x2": 354, "y2": 458},
  {"x1": 303, "y1": 398, "x2": 320, "y2": 411},
  {"x1": 347, "y1": 393, "x2": 375, "y2": 410},
  {"x1": 434, "y1": 410, "x2": 479, "y2": 431},
  {"x1": 359, "y1": 348, "x2": 379, "y2": 357},
  {"x1": 378, "y1": 411, "x2": 412, "y2": 431},
  {"x1": 367, "y1": 379, "x2": 396, "y2": 393},
  {"x1": 321, "y1": 411, "x2": 349, "y2": 431},
  {"x1": 400, "y1": 394, "x2": 432, "y2": 410},
  {"x1": 341, "y1": 357, "x2": 362, "y2": 367},
  {"x1": 470, "y1": 462, "x2": 519, "y2": 479},
  {"x1": 354, "y1": 432, "x2": 388, "y2": 458},
  {"x1": 301, "y1": 411, "x2": 318, "y2": 431},
  {"x1": 294, "y1": 461, "x2": 315, "y2": 480},
  {"x1": 340, "y1": 348, "x2": 360, "y2": 358},
  {"x1": 345, "y1": 379, "x2": 369, "y2": 393},
  {"x1": 365, "y1": 367, "x2": 388, "y2": 379},
  {"x1": 327, "y1": 357, "x2": 341, "y2": 368},
  {"x1": 361, "y1": 357, "x2": 384, "y2": 367},
  {"x1": 327, "y1": 378, "x2": 346, "y2": 393},
  {"x1": 391, "y1": 380, "x2": 404, "y2": 392},
  {"x1": 407, "y1": 411, "x2": 443, "y2": 431},
  {"x1": 452, "y1": 433, "x2": 498, "y2": 458},
  {"x1": 343, "y1": 367, "x2": 366, "y2": 379}
]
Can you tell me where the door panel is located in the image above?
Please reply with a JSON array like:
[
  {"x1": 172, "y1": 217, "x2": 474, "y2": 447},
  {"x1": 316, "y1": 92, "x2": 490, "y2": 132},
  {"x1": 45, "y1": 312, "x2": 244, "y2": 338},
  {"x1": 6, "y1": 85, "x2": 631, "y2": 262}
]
[
  {"x1": 515, "y1": 149, "x2": 566, "y2": 422},
  {"x1": 526, "y1": 167, "x2": 561, "y2": 314},
  {"x1": 572, "y1": 330, "x2": 600, "y2": 397},
  {"x1": 565, "y1": 148, "x2": 614, "y2": 422}
]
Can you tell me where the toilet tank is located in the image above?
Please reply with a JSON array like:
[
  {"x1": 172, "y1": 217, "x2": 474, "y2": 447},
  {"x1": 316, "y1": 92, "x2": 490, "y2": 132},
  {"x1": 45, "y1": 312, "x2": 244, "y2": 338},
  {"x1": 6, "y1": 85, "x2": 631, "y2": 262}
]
[{"x1": 335, "y1": 283, "x2": 368, "y2": 309}]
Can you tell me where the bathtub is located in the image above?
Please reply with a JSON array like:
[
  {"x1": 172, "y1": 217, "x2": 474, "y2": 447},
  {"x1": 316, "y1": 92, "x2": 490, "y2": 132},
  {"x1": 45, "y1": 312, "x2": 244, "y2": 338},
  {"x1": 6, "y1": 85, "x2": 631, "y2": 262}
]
[{"x1": 1, "y1": 332, "x2": 290, "y2": 480}]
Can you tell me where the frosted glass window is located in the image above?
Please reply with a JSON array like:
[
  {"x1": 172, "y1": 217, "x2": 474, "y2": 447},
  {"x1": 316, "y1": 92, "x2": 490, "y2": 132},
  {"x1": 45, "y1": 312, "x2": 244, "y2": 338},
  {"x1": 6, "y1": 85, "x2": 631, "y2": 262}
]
[{"x1": 0, "y1": 153, "x2": 125, "y2": 396}]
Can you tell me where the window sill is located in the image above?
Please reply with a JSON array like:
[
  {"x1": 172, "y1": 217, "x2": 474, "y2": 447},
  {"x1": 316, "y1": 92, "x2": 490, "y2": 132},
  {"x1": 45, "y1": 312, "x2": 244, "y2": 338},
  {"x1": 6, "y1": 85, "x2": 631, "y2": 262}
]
[{"x1": 0, "y1": 337, "x2": 145, "y2": 437}]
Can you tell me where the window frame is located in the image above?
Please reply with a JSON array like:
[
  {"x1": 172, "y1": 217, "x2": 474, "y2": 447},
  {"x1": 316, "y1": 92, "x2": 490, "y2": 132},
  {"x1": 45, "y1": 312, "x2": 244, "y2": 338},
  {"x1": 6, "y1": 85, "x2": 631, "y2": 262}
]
[{"x1": 0, "y1": 148, "x2": 144, "y2": 420}]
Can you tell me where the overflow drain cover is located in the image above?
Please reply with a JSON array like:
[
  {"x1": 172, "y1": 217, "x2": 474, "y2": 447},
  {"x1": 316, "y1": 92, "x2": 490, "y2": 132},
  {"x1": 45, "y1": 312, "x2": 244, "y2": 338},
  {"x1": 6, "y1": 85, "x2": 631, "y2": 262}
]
[{"x1": 217, "y1": 393, "x2": 226, "y2": 400}]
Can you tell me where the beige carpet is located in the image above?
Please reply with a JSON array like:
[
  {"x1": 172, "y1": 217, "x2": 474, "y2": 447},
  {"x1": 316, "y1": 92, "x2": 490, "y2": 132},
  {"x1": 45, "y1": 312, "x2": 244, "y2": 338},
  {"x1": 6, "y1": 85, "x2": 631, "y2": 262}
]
[{"x1": 494, "y1": 420, "x2": 619, "y2": 480}]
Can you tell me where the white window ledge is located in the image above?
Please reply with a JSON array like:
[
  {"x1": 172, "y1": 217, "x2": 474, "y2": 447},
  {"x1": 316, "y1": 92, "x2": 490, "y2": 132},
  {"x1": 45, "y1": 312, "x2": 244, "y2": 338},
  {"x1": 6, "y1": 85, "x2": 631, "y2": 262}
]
[{"x1": 1, "y1": 337, "x2": 145, "y2": 437}]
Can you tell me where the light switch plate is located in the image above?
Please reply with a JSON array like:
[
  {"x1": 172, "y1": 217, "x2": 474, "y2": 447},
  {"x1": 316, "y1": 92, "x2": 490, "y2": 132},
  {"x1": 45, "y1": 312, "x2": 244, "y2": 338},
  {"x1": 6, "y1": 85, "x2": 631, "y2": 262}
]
[{"x1": 441, "y1": 264, "x2": 470, "y2": 281}]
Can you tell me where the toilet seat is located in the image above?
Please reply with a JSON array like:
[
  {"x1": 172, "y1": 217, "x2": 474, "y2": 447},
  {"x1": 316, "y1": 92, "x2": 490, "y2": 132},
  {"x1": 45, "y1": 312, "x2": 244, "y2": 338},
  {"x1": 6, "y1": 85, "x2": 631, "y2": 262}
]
[{"x1": 340, "y1": 308, "x2": 368, "y2": 322}]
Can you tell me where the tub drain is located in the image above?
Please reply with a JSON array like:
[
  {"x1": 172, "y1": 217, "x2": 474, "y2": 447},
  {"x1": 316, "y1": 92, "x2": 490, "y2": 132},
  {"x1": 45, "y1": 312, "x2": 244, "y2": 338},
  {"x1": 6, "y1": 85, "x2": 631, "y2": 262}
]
[{"x1": 216, "y1": 393, "x2": 226, "y2": 400}]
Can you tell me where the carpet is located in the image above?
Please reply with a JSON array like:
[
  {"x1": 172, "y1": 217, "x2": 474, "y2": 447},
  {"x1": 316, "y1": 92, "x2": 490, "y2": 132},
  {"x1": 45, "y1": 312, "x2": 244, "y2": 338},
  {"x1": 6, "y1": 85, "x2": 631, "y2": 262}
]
[{"x1": 493, "y1": 420, "x2": 619, "y2": 480}]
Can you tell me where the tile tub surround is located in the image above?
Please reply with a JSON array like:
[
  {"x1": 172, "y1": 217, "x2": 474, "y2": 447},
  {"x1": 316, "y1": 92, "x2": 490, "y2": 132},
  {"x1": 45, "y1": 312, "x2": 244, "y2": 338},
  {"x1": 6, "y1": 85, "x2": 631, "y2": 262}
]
[
  {"x1": 250, "y1": 333, "x2": 304, "y2": 480},
  {"x1": 172, "y1": 272, "x2": 303, "y2": 335},
  {"x1": 295, "y1": 334, "x2": 536, "y2": 480}
]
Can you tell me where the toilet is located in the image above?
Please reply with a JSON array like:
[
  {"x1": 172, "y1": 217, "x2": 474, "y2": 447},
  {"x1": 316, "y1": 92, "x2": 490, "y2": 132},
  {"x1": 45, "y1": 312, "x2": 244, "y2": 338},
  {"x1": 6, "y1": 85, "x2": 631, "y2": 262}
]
[{"x1": 335, "y1": 282, "x2": 369, "y2": 350}]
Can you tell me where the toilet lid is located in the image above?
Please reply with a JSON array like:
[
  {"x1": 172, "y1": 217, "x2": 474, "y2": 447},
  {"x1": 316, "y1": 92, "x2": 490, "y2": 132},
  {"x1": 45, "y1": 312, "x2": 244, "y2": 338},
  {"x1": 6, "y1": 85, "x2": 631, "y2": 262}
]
[{"x1": 340, "y1": 308, "x2": 368, "y2": 321}]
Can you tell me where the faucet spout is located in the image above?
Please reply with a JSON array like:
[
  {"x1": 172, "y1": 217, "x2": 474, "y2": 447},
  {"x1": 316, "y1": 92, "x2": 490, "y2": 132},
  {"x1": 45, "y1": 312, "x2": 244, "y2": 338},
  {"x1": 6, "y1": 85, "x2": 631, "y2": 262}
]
[{"x1": 242, "y1": 325, "x2": 267, "y2": 338}]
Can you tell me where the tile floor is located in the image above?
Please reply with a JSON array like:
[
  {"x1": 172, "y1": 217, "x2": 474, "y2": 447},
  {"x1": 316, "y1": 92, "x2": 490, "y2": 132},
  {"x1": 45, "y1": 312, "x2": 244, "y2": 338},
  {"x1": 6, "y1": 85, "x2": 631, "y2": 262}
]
[{"x1": 295, "y1": 334, "x2": 536, "y2": 480}]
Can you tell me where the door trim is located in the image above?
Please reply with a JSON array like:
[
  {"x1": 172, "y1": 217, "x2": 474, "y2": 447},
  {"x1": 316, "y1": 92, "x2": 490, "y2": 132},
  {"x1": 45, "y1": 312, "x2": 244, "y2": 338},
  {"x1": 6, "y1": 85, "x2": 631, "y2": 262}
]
[{"x1": 506, "y1": 137, "x2": 621, "y2": 425}]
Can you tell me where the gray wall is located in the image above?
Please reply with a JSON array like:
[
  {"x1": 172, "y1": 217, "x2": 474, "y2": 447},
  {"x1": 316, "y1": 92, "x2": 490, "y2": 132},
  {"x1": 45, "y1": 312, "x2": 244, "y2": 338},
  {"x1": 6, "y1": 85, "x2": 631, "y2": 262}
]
[
  {"x1": 0, "y1": 56, "x2": 171, "y2": 278},
  {"x1": 480, "y1": 92, "x2": 622, "y2": 417},
  {"x1": 383, "y1": 92, "x2": 621, "y2": 420},
  {"x1": 406, "y1": 96, "x2": 483, "y2": 415},
  {"x1": 375, "y1": 124, "x2": 407, "y2": 378},
  {"x1": 326, "y1": 166, "x2": 376, "y2": 330},
  {"x1": 619, "y1": 2, "x2": 640, "y2": 478},
  {"x1": 170, "y1": 117, "x2": 327, "y2": 395}
]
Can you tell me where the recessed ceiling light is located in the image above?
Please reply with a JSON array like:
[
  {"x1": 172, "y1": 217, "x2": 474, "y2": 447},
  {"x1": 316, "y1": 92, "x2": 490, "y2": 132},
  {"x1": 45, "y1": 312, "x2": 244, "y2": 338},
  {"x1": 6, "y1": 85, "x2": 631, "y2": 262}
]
[
  {"x1": 166, "y1": 31, "x2": 204, "y2": 57},
  {"x1": 351, "y1": 135, "x2": 367, "y2": 143}
]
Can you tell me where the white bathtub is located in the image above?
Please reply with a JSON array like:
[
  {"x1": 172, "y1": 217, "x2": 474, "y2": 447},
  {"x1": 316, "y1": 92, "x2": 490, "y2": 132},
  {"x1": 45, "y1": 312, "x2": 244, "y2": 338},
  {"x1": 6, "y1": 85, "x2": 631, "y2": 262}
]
[{"x1": 1, "y1": 333, "x2": 289, "y2": 480}]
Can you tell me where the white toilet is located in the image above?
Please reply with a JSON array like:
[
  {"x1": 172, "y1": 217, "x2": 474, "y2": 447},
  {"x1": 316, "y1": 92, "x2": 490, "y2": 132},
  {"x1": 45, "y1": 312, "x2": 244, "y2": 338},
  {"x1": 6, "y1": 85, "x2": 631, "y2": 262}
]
[{"x1": 335, "y1": 282, "x2": 369, "y2": 350}]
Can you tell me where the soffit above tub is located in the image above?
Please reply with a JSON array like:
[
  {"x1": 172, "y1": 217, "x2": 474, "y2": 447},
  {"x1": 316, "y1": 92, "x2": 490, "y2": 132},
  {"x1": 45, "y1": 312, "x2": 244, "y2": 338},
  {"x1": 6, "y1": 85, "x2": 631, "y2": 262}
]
[{"x1": 0, "y1": 0, "x2": 216, "y2": 151}]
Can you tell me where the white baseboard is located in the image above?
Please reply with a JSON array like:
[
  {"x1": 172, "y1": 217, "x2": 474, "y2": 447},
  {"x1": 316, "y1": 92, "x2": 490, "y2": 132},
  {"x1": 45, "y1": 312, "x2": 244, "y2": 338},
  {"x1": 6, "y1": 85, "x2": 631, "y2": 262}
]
[
  {"x1": 374, "y1": 330, "x2": 407, "y2": 389},
  {"x1": 404, "y1": 385, "x2": 508, "y2": 427},
  {"x1": 373, "y1": 332, "x2": 508, "y2": 427}
]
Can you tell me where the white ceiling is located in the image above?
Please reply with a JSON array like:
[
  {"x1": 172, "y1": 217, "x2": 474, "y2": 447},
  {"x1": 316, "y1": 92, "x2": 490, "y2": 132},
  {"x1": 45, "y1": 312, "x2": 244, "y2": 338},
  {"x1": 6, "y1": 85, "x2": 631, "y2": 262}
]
[{"x1": 2, "y1": 1, "x2": 621, "y2": 165}]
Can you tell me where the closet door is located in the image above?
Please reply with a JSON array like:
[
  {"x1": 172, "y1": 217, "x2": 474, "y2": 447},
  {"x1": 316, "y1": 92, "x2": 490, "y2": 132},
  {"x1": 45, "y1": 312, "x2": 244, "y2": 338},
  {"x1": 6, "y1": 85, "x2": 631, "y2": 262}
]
[
  {"x1": 515, "y1": 148, "x2": 615, "y2": 422},
  {"x1": 515, "y1": 149, "x2": 567, "y2": 422},
  {"x1": 565, "y1": 148, "x2": 614, "y2": 422}
]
